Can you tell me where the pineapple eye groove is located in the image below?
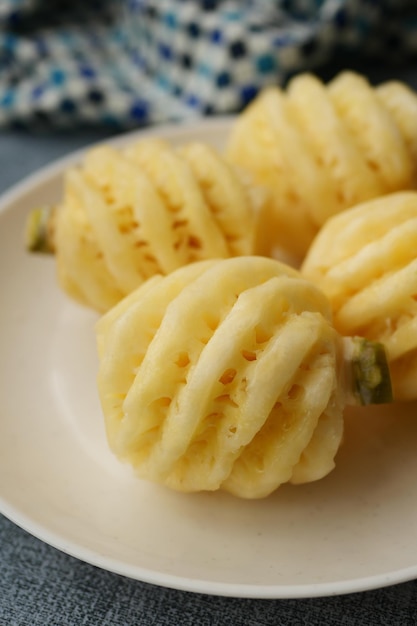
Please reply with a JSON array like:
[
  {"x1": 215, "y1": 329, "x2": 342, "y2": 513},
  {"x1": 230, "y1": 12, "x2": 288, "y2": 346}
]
[
  {"x1": 215, "y1": 394, "x2": 239, "y2": 408},
  {"x1": 241, "y1": 349, "x2": 257, "y2": 362},
  {"x1": 175, "y1": 352, "x2": 190, "y2": 368},
  {"x1": 188, "y1": 235, "x2": 202, "y2": 249},
  {"x1": 219, "y1": 368, "x2": 237, "y2": 385},
  {"x1": 287, "y1": 383, "x2": 303, "y2": 400},
  {"x1": 255, "y1": 325, "x2": 272, "y2": 344},
  {"x1": 152, "y1": 397, "x2": 172, "y2": 408}
]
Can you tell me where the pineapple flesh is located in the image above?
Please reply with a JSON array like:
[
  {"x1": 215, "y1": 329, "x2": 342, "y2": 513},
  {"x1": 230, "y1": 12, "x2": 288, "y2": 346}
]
[
  {"x1": 226, "y1": 71, "x2": 417, "y2": 261},
  {"x1": 301, "y1": 191, "x2": 417, "y2": 400},
  {"x1": 97, "y1": 256, "x2": 391, "y2": 498},
  {"x1": 28, "y1": 139, "x2": 260, "y2": 312}
]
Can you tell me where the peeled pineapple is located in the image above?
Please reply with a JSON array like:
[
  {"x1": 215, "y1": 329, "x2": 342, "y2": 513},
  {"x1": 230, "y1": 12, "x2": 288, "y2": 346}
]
[
  {"x1": 26, "y1": 138, "x2": 260, "y2": 312},
  {"x1": 226, "y1": 71, "x2": 417, "y2": 260},
  {"x1": 97, "y1": 256, "x2": 391, "y2": 498},
  {"x1": 301, "y1": 191, "x2": 417, "y2": 401}
]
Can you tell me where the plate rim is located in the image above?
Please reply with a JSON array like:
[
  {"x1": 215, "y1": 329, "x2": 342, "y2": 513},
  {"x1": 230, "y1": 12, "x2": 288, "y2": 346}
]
[{"x1": 3, "y1": 493, "x2": 417, "y2": 599}]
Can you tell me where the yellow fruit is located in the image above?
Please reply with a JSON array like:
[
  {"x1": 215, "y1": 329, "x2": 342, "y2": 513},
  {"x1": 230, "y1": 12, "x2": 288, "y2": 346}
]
[
  {"x1": 28, "y1": 139, "x2": 260, "y2": 312},
  {"x1": 226, "y1": 71, "x2": 417, "y2": 261},
  {"x1": 97, "y1": 256, "x2": 391, "y2": 498},
  {"x1": 301, "y1": 191, "x2": 417, "y2": 400}
]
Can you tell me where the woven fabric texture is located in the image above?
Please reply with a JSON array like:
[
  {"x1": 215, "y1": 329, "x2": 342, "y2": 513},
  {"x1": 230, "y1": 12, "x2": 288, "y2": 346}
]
[{"x1": 1, "y1": 0, "x2": 417, "y2": 129}]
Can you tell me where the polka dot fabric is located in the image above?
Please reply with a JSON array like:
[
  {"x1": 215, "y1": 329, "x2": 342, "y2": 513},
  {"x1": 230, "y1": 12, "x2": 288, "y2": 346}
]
[{"x1": 1, "y1": 0, "x2": 417, "y2": 129}]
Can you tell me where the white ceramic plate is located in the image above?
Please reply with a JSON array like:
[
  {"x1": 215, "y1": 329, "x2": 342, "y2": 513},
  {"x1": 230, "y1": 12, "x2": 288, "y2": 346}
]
[{"x1": 1, "y1": 119, "x2": 417, "y2": 599}]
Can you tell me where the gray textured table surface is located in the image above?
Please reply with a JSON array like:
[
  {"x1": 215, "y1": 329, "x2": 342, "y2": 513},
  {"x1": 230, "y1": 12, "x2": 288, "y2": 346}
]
[{"x1": 2, "y1": 63, "x2": 417, "y2": 625}]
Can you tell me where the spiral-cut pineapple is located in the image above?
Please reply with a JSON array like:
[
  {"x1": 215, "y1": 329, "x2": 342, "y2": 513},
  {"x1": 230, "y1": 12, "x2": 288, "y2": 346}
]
[
  {"x1": 226, "y1": 71, "x2": 417, "y2": 260},
  {"x1": 96, "y1": 256, "x2": 391, "y2": 498},
  {"x1": 27, "y1": 138, "x2": 259, "y2": 312},
  {"x1": 301, "y1": 191, "x2": 417, "y2": 401}
]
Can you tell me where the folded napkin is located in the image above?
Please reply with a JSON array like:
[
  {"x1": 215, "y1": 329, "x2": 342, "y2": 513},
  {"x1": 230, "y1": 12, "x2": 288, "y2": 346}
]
[{"x1": 1, "y1": 0, "x2": 416, "y2": 129}]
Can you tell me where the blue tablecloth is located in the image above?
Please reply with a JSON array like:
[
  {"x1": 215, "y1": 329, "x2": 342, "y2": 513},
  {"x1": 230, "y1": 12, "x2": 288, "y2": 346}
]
[
  {"x1": 1, "y1": 61, "x2": 417, "y2": 624},
  {"x1": 1, "y1": 0, "x2": 417, "y2": 129}
]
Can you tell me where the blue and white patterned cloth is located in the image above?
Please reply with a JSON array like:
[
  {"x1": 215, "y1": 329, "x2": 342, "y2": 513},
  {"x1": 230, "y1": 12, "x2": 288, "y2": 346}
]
[{"x1": 1, "y1": 0, "x2": 417, "y2": 130}]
